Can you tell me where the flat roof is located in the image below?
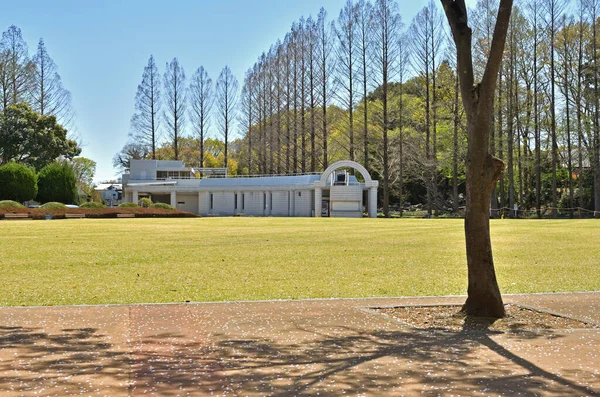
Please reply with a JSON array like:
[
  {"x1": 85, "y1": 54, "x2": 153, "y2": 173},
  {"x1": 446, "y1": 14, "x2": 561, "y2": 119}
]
[{"x1": 197, "y1": 174, "x2": 322, "y2": 187}]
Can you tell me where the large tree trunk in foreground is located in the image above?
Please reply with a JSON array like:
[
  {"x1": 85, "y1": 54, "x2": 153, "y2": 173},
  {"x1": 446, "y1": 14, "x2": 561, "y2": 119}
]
[
  {"x1": 464, "y1": 116, "x2": 506, "y2": 317},
  {"x1": 442, "y1": 0, "x2": 513, "y2": 318}
]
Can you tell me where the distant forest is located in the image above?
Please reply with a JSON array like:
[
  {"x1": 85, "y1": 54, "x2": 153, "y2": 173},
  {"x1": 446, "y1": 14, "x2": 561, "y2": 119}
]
[{"x1": 116, "y1": 0, "x2": 600, "y2": 218}]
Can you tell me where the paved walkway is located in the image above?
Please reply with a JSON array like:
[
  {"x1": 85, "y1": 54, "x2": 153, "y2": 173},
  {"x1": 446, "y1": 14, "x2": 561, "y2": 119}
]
[{"x1": 1, "y1": 293, "x2": 599, "y2": 396}]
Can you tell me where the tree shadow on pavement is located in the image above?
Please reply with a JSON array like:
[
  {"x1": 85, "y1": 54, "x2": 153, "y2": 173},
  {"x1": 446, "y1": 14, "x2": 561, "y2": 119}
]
[
  {"x1": 209, "y1": 321, "x2": 600, "y2": 396},
  {"x1": 0, "y1": 325, "x2": 223, "y2": 396},
  {"x1": 0, "y1": 318, "x2": 599, "y2": 396}
]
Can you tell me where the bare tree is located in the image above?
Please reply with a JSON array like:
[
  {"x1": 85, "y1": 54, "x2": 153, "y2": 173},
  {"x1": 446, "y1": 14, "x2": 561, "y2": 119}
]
[
  {"x1": 396, "y1": 32, "x2": 410, "y2": 216},
  {"x1": 113, "y1": 142, "x2": 151, "y2": 173},
  {"x1": 131, "y1": 55, "x2": 161, "y2": 159},
  {"x1": 31, "y1": 39, "x2": 73, "y2": 127},
  {"x1": 372, "y1": 0, "x2": 402, "y2": 218},
  {"x1": 215, "y1": 66, "x2": 239, "y2": 169},
  {"x1": 357, "y1": 0, "x2": 373, "y2": 169},
  {"x1": 544, "y1": 0, "x2": 567, "y2": 217},
  {"x1": 299, "y1": 18, "x2": 308, "y2": 173},
  {"x1": 284, "y1": 33, "x2": 294, "y2": 174},
  {"x1": 586, "y1": 0, "x2": 600, "y2": 217},
  {"x1": 411, "y1": 5, "x2": 434, "y2": 214},
  {"x1": 240, "y1": 70, "x2": 255, "y2": 174},
  {"x1": 441, "y1": 0, "x2": 513, "y2": 318},
  {"x1": 189, "y1": 66, "x2": 213, "y2": 167},
  {"x1": 163, "y1": 58, "x2": 186, "y2": 160},
  {"x1": 334, "y1": 0, "x2": 359, "y2": 163},
  {"x1": 291, "y1": 24, "x2": 300, "y2": 174},
  {"x1": 307, "y1": 17, "x2": 318, "y2": 172},
  {"x1": 526, "y1": 0, "x2": 543, "y2": 217},
  {"x1": 0, "y1": 25, "x2": 34, "y2": 110},
  {"x1": 275, "y1": 42, "x2": 285, "y2": 174},
  {"x1": 316, "y1": 8, "x2": 336, "y2": 170}
]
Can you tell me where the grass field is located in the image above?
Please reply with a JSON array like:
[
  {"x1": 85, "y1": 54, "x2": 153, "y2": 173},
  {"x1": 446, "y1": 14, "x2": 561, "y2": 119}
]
[{"x1": 1, "y1": 218, "x2": 598, "y2": 306}]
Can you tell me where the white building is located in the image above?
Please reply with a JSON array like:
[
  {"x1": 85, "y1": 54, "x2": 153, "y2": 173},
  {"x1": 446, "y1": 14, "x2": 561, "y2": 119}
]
[{"x1": 122, "y1": 159, "x2": 378, "y2": 218}]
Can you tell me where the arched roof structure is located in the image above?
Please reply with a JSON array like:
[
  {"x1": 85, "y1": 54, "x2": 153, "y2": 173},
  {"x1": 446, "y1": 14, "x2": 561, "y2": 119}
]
[{"x1": 319, "y1": 160, "x2": 372, "y2": 184}]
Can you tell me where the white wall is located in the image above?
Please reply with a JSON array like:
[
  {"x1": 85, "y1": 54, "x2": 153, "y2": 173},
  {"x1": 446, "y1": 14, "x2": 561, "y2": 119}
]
[
  {"x1": 198, "y1": 192, "x2": 210, "y2": 215},
  {"x1": 174, "y1": 193, "x2": 198, "y2": 214},
  {"x1": 330, "y1": 185, "x2": 363, "y2": 202},
  {"x1": 294, "y1": 190, "x2": 312, "y2": 217},
  {"x1": 242, "y1": 191, "x2": 265, "y2": 216},
  {"x1": 211, "y1": 192, "x2": 235, "y2": 215},
  {"x1": 271, "y1": 191, "x2": 289, "y2": 216},
  {"x1": 329, "y1": 185, "x2": 363, "y2": 217},
  {"x1": 129, "y1": 161, "x2": 157, "y2": 180}
]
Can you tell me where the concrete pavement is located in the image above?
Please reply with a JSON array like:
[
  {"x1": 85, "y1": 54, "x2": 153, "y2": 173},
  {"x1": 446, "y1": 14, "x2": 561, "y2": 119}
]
[{"x1": 0, "y1": 293, "x2": 599, "y2": 396}]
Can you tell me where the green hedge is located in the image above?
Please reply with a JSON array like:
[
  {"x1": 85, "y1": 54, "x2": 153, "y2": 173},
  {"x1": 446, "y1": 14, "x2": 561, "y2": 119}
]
[
  {"x1": 37, "y1": 162, "x2": 77, "y2": 204},
  {"x1": 40, "y1": 202, "x2": 67, "y2": 210},
  {"x1": 0, "y1": 162, "x2": 37, "y2": 202},
  {"x1": 0, "y1": 200, "x2": 26, "y2": 209},
  {"x1": 139, "y1": 197, "x2": 152, "y2": 208},
  {"x1": 80, "y1": 201, "x2": 106, "y2": 209},
  {"x1": 150, "y1": 203, "x2": 175, "y2": 210},
  {"x1": 118, "y1": 202, "x2": 139, "y2": 208}
]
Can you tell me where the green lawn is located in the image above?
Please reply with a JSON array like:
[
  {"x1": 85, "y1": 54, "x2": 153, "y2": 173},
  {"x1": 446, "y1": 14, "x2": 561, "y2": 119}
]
[{"x1": 1, "y1": 218, "x2": 598, "y2": 306}]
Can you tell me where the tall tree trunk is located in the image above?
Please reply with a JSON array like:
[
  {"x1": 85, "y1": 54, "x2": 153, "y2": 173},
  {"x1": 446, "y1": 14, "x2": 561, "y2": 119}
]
[
  {"x1": 310, "y1": 40, "x2": 317, "y2": 173},
  {"x1": 453, "y1": 67, "x2": 460, "y2": 213},
  {"x1": 533, "y1": 7, "x2": 541, "y2": 218},
  {"x1": 577, "y1": 10, "x2": 584, "y2": 210},
  {"x1": 498, "y1": 67, "x2": 505, "y2": 212},
  {"x1": 442, "y1": 0, "x2": 513, "y2": 318},
  {"x1": 563, "y1": 25, "x2": 573, "y2": 215},
  {"x1": 549, "y1": 3, "x2": 558, "y2": 218},
  {"x1": 593, "y1": 6, "x2": 600, "y2": 217}
]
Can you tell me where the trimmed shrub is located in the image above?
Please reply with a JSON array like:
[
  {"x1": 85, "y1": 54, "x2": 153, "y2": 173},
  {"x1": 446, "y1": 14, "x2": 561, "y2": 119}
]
[
  {"x1": 37, "y1": 162, "x2": 77, "y2": 204},
  {"x1": 0, "y1": 200, "x2": 26, "y2": 209},
  {"x1": 80, "y1": 201, "x2": 106, "y2": 209},
  {"x1": 0, "y1": 162, "x2": 37, "y2": 202},
  {"x1": 139, "y1": 197, "x2": 152, "y2": 208},
  {"x1": 118, "y1": 202, "x2": 139, "y2": 208},
  {"x1": 150, "y1": 202, "x2": 175, "y2": 210},
  {"x1": 40, "y1": 202, "x2": 67, "y2": 210}
]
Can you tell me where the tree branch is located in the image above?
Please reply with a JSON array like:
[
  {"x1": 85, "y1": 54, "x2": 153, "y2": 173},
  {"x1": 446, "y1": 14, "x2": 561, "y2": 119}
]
[
  {"x1": 441, "y1": 0, "x2": 475, "y2": 114},
  {"x1": 480, "y1": 0, "x2": 514, "y2": 106}
]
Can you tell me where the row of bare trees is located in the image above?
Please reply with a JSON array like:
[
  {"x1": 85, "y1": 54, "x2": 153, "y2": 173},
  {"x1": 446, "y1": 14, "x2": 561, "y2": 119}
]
[
  {"x1": 125, "y1": 57, "x2": 239, "y2": 168},
  {"x1": 0, "y1": 25, "x2": 73, "y2": 127}
]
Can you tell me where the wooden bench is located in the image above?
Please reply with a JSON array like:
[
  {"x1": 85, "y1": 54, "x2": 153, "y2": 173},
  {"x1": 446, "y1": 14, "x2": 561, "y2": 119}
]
[
  {"x1": 64, "y1": 213, "x2": 85, "y2": 219},
  {"x1": 116, "y1": 213, "x2": 135, "y2": 218},
  {"x1": 4, "y1": 213, "x2": 29, "y2": 219}
]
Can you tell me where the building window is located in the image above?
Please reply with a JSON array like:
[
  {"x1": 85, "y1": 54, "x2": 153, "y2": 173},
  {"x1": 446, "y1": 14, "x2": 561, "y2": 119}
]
[
  {"x1": 157, "y1": 171, "x2": 168, "y2": 180},
  {"x1": 210, "y1": 193, "x2": 213, "y2": 210},
  {"x1": 234, "y1": 194, "x2": 238, "y2": 210},
  {"x1": 263, "y1": 193, "x2": 267, "y2": 210},
  {"x1": 298, "y1": 192, "x2": 302, "y2": 197},
  {"x1": 242, "y1": 194, "x2": 245, "y2": 210}
]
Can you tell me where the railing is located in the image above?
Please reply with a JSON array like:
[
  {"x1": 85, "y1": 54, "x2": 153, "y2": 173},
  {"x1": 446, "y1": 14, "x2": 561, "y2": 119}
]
[{"x1": 203, "y1": 171, "x2": 322, "y2": 179}]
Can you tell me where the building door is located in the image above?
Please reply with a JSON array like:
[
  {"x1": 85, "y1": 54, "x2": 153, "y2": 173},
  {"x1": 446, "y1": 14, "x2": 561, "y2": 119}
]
[{"x1": 321, "y1": 200, "x2": 330, "y2": 217}]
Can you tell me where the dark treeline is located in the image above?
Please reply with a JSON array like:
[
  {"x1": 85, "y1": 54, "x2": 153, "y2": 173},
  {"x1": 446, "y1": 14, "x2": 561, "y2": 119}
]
[{"x1": 117, "y1": 0, "x2": 600, "y2": 219}]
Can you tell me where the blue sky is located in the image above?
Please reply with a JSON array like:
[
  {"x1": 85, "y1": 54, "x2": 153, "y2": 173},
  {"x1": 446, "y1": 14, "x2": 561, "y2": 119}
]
[{"x1": 1, "y1": 0, "x2": 472, "y2": 183}]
